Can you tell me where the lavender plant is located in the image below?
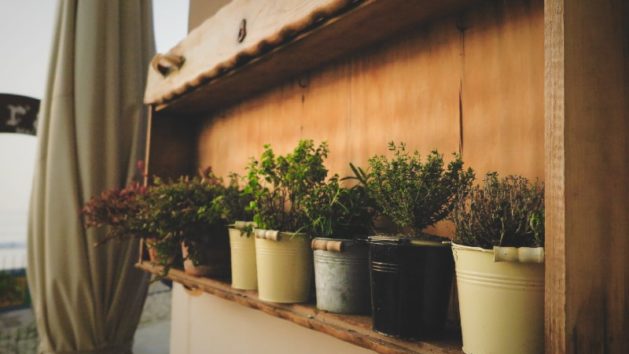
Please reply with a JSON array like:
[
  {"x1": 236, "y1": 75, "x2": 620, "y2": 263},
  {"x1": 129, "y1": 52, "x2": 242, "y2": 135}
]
[{"x1": 451, "y1": 173, "x2": 544, "y2": 248}]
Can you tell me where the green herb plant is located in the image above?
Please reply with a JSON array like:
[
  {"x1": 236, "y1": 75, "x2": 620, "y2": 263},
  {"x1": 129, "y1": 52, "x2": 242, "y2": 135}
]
[
  {"x1": 451, "y1": 173, "x2": 544, "y2": 249},
  {"x1": 222, "y1": 173, "x2": 253, "y2": 223},
  {"x1": 222, "y1": 173, "x2": 255, "y2": 236},
  {"x1": 245, "y1": 140, "x2": 329, "y2": 233},
  {"x1": 355, "y1": 142, "x2": 475, "y2": 237},
  {"x1": 301, "y1": 175, "x2": 375, "y2": 238},
  {"x1": 144, "y1": 167, "x2": 227, "y2": 267}
]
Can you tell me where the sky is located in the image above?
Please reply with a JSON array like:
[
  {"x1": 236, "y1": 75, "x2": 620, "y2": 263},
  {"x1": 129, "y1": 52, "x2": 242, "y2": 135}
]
[{"x1": 0, "y1": 0, "x2": 189, "y2": 215}]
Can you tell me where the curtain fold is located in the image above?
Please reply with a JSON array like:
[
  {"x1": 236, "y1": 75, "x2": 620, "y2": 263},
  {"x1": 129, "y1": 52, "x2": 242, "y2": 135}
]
[{"x1": 27, "y1": 1, "x2": 155, "y2": 353}]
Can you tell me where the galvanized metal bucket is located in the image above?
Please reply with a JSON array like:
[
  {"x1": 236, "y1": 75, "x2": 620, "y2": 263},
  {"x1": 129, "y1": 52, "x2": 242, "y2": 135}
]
[{"x1": 312, "y1": 237, "x2": 370, "y2": 314}]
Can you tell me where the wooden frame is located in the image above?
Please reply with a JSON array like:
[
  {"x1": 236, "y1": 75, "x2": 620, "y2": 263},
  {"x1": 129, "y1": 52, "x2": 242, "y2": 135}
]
[
  {"x1": 145, "y1": 0, "x2": 485, "y2": 113},
  {"x1": 141, "y1": 0, "x2": 628, "y2": 352},
  {"x1": 544, "y1": 0, "x2": 628, "y2": 353}
]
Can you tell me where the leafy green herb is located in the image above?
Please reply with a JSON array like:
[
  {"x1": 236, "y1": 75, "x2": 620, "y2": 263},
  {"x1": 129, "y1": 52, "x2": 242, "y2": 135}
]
[
  {"x1": 144, "y1": 168, "x2": 227, "y2": 266},
  {"x1": 245, "y1": 140, "x2": 329, "y2": 233},
  {"x1": 302, "y1": 175, "x2": 375, "y2": 238},
  {"x1": 357, "y1": 142, "x2": 474, "y2": 236},
  {"x1": 451, "y1": 173, "x2": 544, "y2": 248},
  {"x1": 222, "y1": 173, "x2": 253, "y2": 224}
]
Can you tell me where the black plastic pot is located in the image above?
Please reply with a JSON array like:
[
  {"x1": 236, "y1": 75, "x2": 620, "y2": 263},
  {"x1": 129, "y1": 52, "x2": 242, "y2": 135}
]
[{"x1": 368, "y1": 235, "x2": 454, "y2": 339}]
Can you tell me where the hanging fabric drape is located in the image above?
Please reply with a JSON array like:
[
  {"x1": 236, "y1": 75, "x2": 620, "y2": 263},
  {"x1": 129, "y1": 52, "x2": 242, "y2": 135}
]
[{"x1": 27, "y1": 1, "x2": 155, "y2": 353}]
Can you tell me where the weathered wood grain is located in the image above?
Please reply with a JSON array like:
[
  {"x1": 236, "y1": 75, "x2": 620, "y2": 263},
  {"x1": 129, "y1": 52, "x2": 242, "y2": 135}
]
[
  {"x1": 146, "y1": 0, "x2": 629, "y2": 352},
  {"x1": 195, "y1": 0, "x2": 544, "y2": 237},
  {"x1": 148, "y1": 0, "x2": 486, "y2": 110},
  {"x1": 544, "y1": 0, "x2": 566, "y2": 352},
  {"x1": 545, "y1": 0, "x2": 629, "y2": 353},
  {"x1": 462, "y1": 0, "x2": 544, "y2": 179}
]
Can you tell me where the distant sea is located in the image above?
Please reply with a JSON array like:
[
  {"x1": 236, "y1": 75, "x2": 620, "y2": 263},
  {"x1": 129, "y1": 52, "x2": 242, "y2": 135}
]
[{"x1": 0, "y1": 211, "x2": 28, "y2": 270}]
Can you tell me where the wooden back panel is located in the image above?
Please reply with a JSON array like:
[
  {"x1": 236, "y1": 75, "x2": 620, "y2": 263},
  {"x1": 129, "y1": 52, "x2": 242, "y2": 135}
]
[{"x1": 193, "y1": 0, "x2": 544, "y2": 236}]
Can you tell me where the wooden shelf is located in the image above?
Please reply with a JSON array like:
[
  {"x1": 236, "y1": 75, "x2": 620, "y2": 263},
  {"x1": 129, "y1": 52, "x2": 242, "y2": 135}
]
[
  {"x1": 136, "y1": 261, "x2": 462, "y2": 354},
  {"x1": 148, "y1": 0, "x2": 485, "y2": 114}
]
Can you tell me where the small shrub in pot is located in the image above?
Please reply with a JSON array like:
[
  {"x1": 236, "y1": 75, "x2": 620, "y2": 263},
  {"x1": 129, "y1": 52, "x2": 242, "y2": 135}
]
[
  {"x1": 450, "y1": 172, "x2": 545, "y2": 354},
  {"x1": 451, "y1": 172, "x2": 544, "y2": 249},
  {"x1": 246, "y1": 140, "x2": 329, "y2": 232},
  {"x1": 303, "y1": 175, "x2": 375, "y2": 313},
  {"x1": 246, "y1": 140, "x2": 328, "y2": 303},
  {"x1": 144, "y1": 168, "x2": 230, "y2": 277},
  {"x1": 362, "y1": 142, "x2": 475, "y2": 236},
  {"x1": 81, "y1": 182, "x2": 175, "y2": 265},
  {"x1": 356, "y1": 142, "x2": 474, "y2": 339},
  {"x1": 222, "y1": 173, "x2": 258, "y2": 289},
  {"x1": 81, "y1": 182, "x2": 150, "y2": 245}
]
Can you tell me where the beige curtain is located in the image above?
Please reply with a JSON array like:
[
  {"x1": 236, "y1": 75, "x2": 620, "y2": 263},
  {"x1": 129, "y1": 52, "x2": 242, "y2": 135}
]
[{"x1": 27, "y1": 1, "x2": 155, "y2": 353}]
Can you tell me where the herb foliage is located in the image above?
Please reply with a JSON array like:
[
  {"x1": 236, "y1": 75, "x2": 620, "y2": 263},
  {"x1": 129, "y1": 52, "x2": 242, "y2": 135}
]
[
  {"x1": 222, "y1": 173, "x2": 253, "y2": 224},
  {"x1": 245, "y1": 140, "x2": 329, "y2": 232},
  {"x1": 302, "y1": 175, "x2": 375, "y2": 238},
  {"x1": 356, "y1": 142, "x2": 475, "y2": 236},
  {"x1": 144, "y1": 168, "x2": 226, "y2": 265},
  {"x1": 451, "y1": 173, "x2": 544, "y2": 248}
]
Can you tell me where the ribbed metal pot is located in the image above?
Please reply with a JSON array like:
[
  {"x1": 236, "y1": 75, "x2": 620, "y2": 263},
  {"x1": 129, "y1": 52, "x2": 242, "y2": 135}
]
[
  {"x1": 255, "y1": 230, "x2": 312, "y2": 303},
  {"x1": 228, "y1": 224, "x2": 257, "y2": 290},
  {"x1": 368, "y1": 235, "x2": 454, "y2": 339},
  {"x1": 312, "y1": 237, "x2": 370, "y2": 314},
  {"x1": 452, "y1": 242, "x2": 544, "y2": 354}
]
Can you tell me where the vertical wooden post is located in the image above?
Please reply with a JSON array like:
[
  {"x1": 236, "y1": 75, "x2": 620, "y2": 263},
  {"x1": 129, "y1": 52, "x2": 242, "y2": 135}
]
[
  {"x1": 545, "y1": 0, "x2": 628, "y2": 353},
  {"x1": 143, "y1": 105, "x2": 154, "y2": 186}
]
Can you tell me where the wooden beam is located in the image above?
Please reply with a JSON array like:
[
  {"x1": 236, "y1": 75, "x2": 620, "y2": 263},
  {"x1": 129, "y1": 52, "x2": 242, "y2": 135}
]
[
  {"x1": 148, "y1": 0, "x2": 486, "y2": 113},
  {"x1": 544, "y1": 0, "x2": 629, "y2": 353}
]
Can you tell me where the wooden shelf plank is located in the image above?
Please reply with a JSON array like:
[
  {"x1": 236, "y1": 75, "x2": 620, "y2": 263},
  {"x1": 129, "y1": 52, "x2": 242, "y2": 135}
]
[
  {"x1": 149, "y1": 0, "x2": 484, "y2": 114},
  {"x1": 136, "y1": 261, "x2": 462, "y2": 354}
]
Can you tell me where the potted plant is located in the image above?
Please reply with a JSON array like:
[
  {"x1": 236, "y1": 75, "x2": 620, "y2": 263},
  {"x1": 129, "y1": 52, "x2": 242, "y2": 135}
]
[
  {"x1": 144, "y1": 168, "x2": 230, "y2": 277},
  {"x1": 222, "y1": 173, "x2": 257, "y2": 290},
  {"x1": 355, "y1": 142, "x2": 474, "y2": 339},
  {"x1": 82, "y1": 182, "x2": 149, "y2": 244},
  {"x1": 304, "y1": 175, "x2": 375, "y2": 314},
  {"x1": 81, "y1": 182, "x2": 169, "y2": 262},
  {"x1": 450, "y1": 173, "x2": 544, "y2": 354},
  {"x1": 81, "y1": 161, "x2": 176, "y2": 267},
  {"x1": 246, "y1": 140, "x2": 328, "y2": 303}
]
